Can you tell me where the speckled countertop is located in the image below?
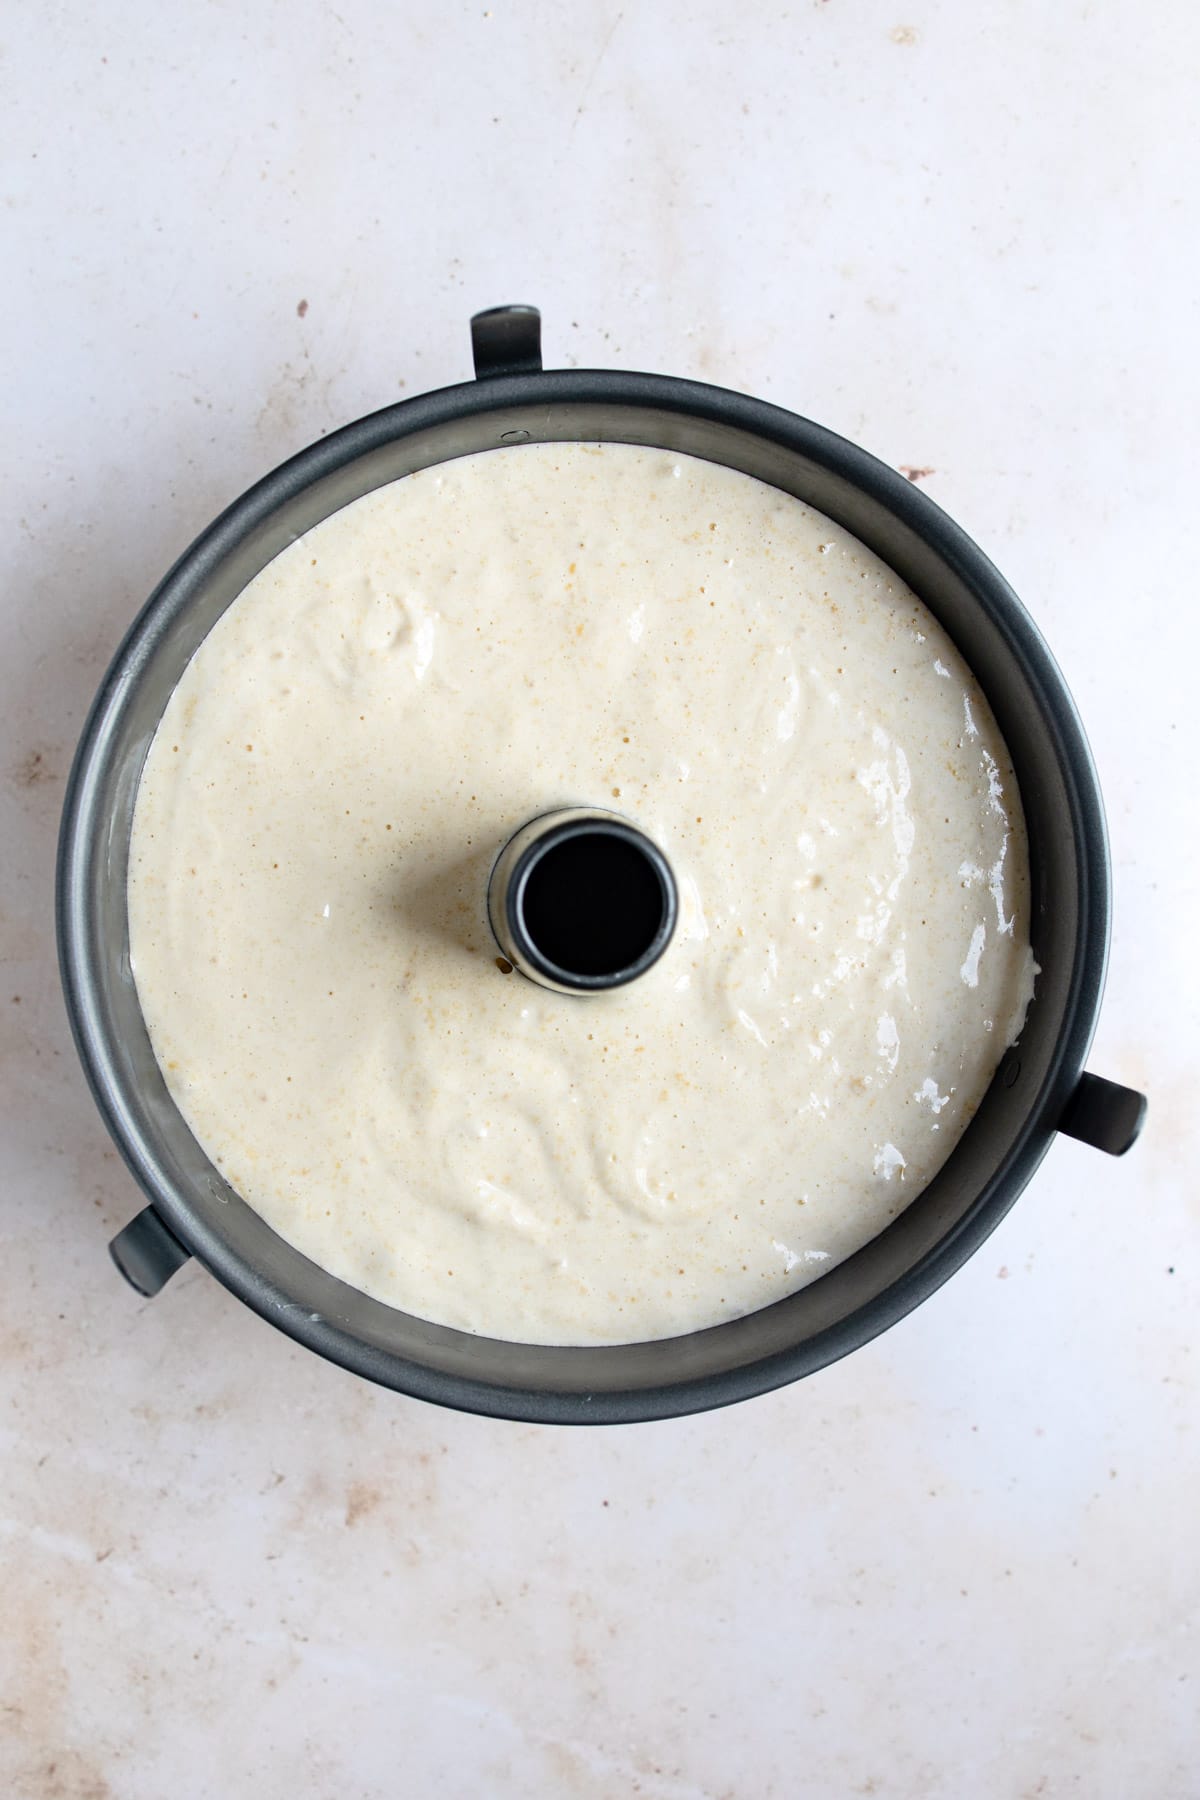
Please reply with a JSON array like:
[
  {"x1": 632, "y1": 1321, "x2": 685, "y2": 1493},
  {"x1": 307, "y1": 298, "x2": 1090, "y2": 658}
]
[{"x1": 2, "y1": 3, "x2": 1196, "y2": 1796}]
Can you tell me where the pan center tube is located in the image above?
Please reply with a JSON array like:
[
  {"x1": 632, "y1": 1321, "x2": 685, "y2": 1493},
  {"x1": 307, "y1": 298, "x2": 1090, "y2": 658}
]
[{"x1": 487, "y1": 808, "x2": 679, "y2": 993}]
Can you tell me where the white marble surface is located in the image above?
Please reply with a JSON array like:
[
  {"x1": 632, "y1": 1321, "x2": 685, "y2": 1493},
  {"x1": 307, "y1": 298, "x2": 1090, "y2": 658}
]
[{"x1": 3, "y1": 2, "x2": 1196, "y2": 1794}]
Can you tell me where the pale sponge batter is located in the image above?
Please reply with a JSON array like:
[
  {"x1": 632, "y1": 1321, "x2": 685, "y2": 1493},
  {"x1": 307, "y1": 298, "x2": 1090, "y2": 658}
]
[{"x1": 128, "y1": 443, "x2": 1036, "y2": 1344}]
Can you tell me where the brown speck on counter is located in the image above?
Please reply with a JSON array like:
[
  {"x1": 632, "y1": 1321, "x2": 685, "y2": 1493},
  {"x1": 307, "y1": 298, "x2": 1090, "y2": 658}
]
[
  {"x1": 14, "y1": 747, "x2": 58, "y2": 788},
  {"x1": 890, "y1": 24, "x2": 919, "y2": 45},
  {"x1": 899, "y1": 465, "x2": 936, "y2": 483},
  {"x1": 297, "y1": 298, "x2": 309, "y2": 318},
  {"x1": 495, "y1": 957, "x2": 514, "y2": 974},
  {"x1": 344, "y1": 1482, "x2": 382, "y2": 1527}
]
